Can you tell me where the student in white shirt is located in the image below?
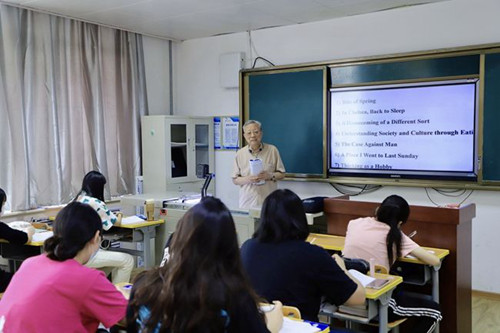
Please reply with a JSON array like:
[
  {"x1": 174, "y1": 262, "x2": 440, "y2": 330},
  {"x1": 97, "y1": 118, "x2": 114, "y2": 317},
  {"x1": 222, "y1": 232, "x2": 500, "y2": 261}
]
[{"x1": 75, "y1": 171, "x2": 134, "y2": 283}]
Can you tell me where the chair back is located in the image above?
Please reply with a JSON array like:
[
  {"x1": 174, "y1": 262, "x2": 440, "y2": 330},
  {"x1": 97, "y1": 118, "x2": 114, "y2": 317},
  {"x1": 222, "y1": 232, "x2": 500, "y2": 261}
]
[
  {"x1": 375, "y1": 264, "x2": 388, "y2": 274},
  {"x1": 282, "y1": 305, "x2": 301, "y2": 319}
]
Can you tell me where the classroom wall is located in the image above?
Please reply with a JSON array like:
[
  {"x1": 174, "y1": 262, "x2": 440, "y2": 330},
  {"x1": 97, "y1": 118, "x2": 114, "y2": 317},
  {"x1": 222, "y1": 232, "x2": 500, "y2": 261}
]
[
  {"x1": 168, "y1": 0, "x2": 500, "y2": 293},
  {"x1": 143, "y1": 36, "x2": 171, "y2": 115}
]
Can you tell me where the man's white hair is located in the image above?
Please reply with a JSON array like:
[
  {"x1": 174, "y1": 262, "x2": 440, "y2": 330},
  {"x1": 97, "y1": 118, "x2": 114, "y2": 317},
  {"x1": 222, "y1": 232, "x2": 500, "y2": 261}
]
[{"x1": 243, "y1": 120, "x2": 262, "y2": 131}]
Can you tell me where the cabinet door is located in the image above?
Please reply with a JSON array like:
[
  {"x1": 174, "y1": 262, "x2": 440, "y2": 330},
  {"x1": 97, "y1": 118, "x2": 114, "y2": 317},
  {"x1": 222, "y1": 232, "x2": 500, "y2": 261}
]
[
  {"x1": 167, "y1": 120, "x2": 190, "y2": 182},
  {"x1": 191, "y1": 118, "x2": 214, "y2": 179}
]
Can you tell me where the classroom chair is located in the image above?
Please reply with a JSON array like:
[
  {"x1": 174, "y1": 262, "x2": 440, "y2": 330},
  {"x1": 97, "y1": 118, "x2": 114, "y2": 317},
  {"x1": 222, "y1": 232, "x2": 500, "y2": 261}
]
[
  {"x1": 282, "y1": 305, "x2": 301, "y2": 319},
  {"x1": 375, "y1": 264, "x2": 388, "y2": 274}
]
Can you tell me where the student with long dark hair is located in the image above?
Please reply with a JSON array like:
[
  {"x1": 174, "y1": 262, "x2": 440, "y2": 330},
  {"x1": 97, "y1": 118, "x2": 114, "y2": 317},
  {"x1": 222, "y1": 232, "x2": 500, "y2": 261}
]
[
  {"x1": 343, "y1": 194, "x2": 442, "y2": 333},
  {"x1": 0, "y1": 188, "x2": 35, "y2": 292},
  {"x1": 240, "y1": 189, "x2": 365, "y2": 322},
  {"x1": 127, "y1": 197, "x2": 283, "y2": 333},
  {"x1": 75, "y1": 171, "x2": 134, "y2": 283},
  {"x1": 0, "y1": 202, "x2": 127, "y2": 332}
]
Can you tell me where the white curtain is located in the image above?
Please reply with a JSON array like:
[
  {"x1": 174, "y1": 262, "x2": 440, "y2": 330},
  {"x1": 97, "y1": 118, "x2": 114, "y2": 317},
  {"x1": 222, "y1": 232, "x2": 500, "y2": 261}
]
[{"x1": 0, "y1": 5, "x2": 148, "y2": 211}]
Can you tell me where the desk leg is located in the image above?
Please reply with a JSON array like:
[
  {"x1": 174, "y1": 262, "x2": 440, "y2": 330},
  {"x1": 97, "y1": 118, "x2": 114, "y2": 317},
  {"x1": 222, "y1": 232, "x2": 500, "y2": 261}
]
[
  {"x1": 432, "y1": 265, "x2": 441, "y2": 333},
  {"x1": 378, "y1": 292, "x2": 391, "y2": 333},
  {"x1": 140, "y1": 226, "x2": 157, "y2": 268}
]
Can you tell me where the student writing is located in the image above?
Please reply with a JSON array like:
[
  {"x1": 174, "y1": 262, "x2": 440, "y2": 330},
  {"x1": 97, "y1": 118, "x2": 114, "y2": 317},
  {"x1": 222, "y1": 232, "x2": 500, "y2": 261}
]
[
  {"x1": 342, "y1": 194, "x2": 442, "y2": 333},
  {"x1": 240, "y1": 189, "x2": 365, "y2": 322},
  {"x1": 75, "y1": 171, "x2": 134, "y2": 283},
  {"x1": 0, "y1": 188, "x2": 35, "y2": 292}
]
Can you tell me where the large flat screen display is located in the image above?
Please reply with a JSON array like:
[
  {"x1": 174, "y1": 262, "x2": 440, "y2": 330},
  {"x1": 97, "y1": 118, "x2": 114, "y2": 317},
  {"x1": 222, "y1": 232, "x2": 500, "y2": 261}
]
[{"x1": 329, "y1": 79, "x2": 478, "y2": 180}]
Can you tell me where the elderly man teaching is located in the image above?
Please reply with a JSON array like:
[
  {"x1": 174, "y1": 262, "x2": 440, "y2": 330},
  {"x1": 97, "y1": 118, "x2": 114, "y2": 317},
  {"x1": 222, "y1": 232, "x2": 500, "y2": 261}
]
[{"x1": 232, "y1": 120, "x2": 285, "y2": 209}]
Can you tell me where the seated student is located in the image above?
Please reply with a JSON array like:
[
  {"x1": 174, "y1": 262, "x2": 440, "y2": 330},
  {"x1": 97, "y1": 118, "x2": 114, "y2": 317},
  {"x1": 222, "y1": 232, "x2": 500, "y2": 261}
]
[
  {"x1": 342, "y1": 194, "x2": 442, "y2": 333},
  {"x1": 0, "y1": 202, "x2": 127, "y2": 332},
  {"x1": 75, "y1": 171, "x2": 134, "y2": 283},
  {"x1": 240, "y1": 189, "x2": 365, "y2": 322},
  {"x1": 127, "y1": 197, "x2": 283, "y2": 333},
  {"x1": 0, "y1": 188, "x2": 35, "y2": 292}
]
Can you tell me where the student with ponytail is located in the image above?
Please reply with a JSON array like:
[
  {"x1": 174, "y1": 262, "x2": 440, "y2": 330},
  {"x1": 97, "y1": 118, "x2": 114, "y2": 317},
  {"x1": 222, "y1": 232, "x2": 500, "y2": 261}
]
[
  {"x1": 0, "y1": 202, "x2": 127, "y2": 332},
  {"x1": 343, "y1": 195, "x2": 442, "y2": 333},
  {"x1": 75, "y1": 171, "x2": 134, "y2": 283}
]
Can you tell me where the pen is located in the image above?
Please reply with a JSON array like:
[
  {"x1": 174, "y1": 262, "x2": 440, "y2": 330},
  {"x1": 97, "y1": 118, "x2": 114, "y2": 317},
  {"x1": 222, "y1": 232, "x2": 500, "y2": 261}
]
[
  {"x1": 408, "y1": 230, "x2": 417, "y2": 238},
  {"x1": 310, "y1": 237, "x2": 317, "y2": 244}
]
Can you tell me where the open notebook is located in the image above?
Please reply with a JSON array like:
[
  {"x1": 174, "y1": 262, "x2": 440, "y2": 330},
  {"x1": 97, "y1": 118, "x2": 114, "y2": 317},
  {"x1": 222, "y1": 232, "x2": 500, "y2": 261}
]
[{"x1": 348, "y1": 269, "x2": 389, "y2": 289}]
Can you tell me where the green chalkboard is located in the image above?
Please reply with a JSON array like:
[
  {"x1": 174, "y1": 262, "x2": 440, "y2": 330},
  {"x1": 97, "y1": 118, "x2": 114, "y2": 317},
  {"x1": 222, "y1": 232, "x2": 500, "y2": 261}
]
[
  {"x1": 483, "y1": 53, "x2": 500, "y2": 181},
  {"x1": 247, "y1": 68, "x2": 326, "y2": 176}
]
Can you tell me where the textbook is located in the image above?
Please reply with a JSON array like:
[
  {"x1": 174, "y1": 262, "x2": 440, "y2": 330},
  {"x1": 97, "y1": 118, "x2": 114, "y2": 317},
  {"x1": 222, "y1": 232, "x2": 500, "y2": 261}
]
[
  {"x1": 348, "y1": 269, "x2": 390, "y2": 289},
  {"x1": 338, "y1": 304, "x2": 368, "y2": 317}
]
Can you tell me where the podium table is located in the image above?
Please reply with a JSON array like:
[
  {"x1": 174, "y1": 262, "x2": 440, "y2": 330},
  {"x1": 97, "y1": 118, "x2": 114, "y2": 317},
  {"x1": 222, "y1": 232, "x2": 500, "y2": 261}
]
[{"x1": 324, "y1": 197, "x2": 475, "y2": 333}]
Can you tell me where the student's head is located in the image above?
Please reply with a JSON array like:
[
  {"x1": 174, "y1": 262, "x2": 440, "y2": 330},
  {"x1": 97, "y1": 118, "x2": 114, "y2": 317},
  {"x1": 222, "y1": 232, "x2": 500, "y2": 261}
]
[
  {"x1": 0, "y1": 188, "x2": 6, "y2": 214},
  {"x1": 254, "y1": 189, "x2": 309, "y2": 242},
  {"x1": 130, "y1": 196, "x2": 261, "y2": 332},
  {"x1": 79, "y1": 171, "x2": 107, "y2": 201},
  {"x1": 376, "y1": 195, "x2": 410, "y2": 265},
  {"x1": 376, "y1": 195, "x2": 410, "y2": 226},
  {"x1": 44, "y1": 202, "x2": 102, "y2": 262},
  {"x1": 169, "y1": 196, "x2": 240, "y2": 273}
]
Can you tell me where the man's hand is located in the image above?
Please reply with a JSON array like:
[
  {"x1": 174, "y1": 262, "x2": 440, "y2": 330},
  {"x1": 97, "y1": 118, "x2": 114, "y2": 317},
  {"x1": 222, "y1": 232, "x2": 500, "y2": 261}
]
[{"x1": 257, "y1": 171, "x2": 272, "y2": 181}]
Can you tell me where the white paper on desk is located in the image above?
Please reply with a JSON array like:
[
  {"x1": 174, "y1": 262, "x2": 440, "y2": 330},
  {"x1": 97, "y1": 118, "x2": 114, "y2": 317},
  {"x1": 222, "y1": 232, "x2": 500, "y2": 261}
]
[
  {"x1": 249, "y1": 159, "x2": 265, "y2": 185},
  {"x1": 279, "y1": 317, "x2": 322, "y2": 333},
  {"x1": 121, "y1": 215, "x2": 146, "y2": 225},
  {"x1": 32, "y1": 231, "x2": 53, "y2": 243},
  {"x1": 348, "y1": 269, "x2": 375, "y2": 287}
]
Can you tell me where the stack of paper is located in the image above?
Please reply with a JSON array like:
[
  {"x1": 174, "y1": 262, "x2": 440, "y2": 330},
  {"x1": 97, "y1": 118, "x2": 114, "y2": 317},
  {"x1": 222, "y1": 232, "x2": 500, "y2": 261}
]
[
  {"x1": 348, "y1": 269, "x2": 375, "y2": 287},
  {"x1": 279, "y1": 317, "x2": 326, "y2": 333},
  {"x1": 249, "y1": 159, "x2": 265, "y2": 185},
  {"x1": 121, "y1": 215, "x2": 146, "y2": 225}
]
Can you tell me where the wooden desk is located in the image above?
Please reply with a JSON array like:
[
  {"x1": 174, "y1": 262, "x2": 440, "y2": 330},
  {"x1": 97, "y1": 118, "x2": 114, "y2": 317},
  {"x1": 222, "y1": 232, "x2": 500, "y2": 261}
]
[
  {"x1": 0, "y1": 228, "x2": 52, "y2": 271},
  {"x1": 307, "y1": 233, "x2": 449, "y2": 304},
  {"x1": 307, "y1": 233, "x2": 344, "y2": 252},
  {"x1": 323, "y1": 197, "x2": 475, "y2": 333},
  {"x1": 108, "y1": 220, "x2": 164, "y2": 268},
  {"x1": 324, "y1": 273, "x2": 403, "y2": 333},
  {"x1": 115, "y1": 282, "x2": 133, "y2": 299}
]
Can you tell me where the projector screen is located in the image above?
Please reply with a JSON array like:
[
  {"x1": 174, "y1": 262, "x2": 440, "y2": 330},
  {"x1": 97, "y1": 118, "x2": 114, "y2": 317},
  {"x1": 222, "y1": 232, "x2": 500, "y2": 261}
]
[{"x1": 329, "y1": 79, "x2": 478, "y2": 180}]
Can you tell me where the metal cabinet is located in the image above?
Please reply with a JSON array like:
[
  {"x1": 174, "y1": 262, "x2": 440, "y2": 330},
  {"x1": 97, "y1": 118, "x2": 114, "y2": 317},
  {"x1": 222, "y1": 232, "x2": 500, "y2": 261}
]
[{"x1": 142, "y1": 115, "x2": 214, "y2": 193}]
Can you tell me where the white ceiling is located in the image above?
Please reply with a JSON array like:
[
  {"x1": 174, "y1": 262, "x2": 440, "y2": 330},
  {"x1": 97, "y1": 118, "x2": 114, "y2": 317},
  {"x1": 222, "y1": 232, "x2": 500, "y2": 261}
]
[{"x1": 0, "y1": 0, "x2": 449, "y2": 41}]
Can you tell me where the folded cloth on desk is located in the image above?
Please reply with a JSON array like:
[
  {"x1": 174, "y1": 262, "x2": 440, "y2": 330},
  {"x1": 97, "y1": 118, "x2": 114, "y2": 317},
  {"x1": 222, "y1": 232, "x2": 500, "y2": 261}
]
[
  {"x1": 343, "y1": 257, "x2": 369, "y2": 274},
  {"x1": 121, "y1": 215, "x2": 146, "y2": 225},
  {"x1": 7, "y1": 221, "x2": 32, "y2": 231},
  {"x1": 280, "y1": 317, "x2": 327, "y2": 333}
]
